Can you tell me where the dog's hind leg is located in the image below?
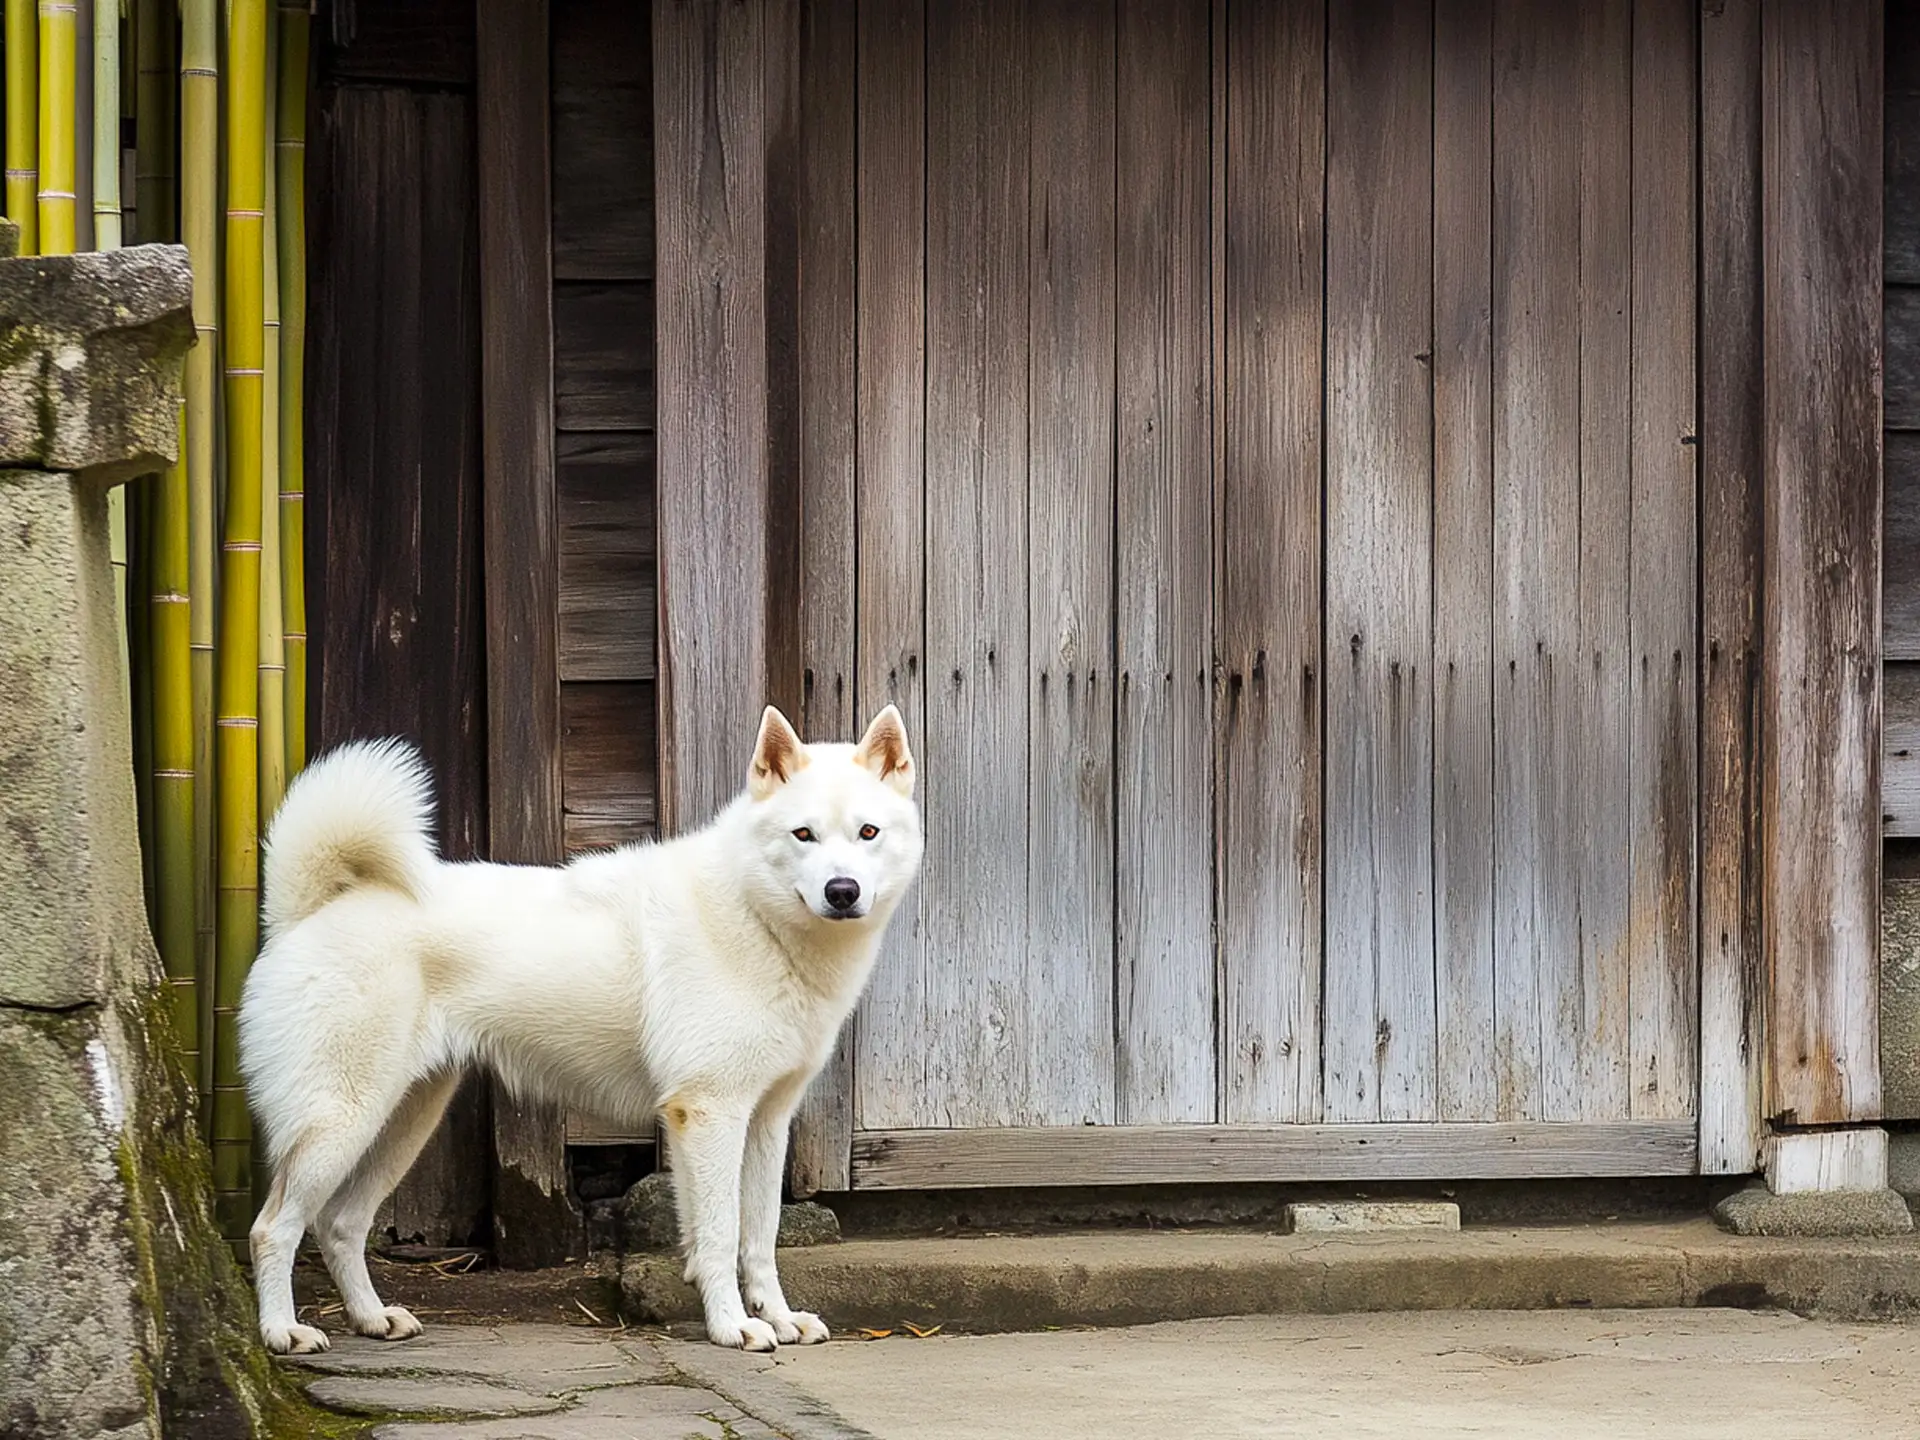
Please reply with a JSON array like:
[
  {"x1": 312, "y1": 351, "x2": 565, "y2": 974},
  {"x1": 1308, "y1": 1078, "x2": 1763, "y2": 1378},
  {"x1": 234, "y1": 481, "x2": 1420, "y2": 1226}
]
[
  {"x1": 249, "y1": 1098, "x2": 396, "y2": 1355},
  {"x1": 663, "y1": 1098, "x2": 774, "y2": 1351},
  {"x1": 313, "y1": 1070, "x2": 462, "y2": 1341}
]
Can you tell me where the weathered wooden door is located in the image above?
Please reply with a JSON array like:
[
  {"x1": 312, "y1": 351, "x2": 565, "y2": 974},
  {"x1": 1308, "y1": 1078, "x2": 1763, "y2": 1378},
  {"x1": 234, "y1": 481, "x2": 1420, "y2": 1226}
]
[{"x1": 654, "y1": 0, "x2": 1734, "y2": 1191}]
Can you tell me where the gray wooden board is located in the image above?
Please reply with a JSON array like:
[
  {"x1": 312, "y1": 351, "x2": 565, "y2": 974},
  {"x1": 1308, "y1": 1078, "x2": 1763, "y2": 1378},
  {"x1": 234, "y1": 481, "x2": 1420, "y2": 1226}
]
[
  {"x1": 1696, "y1": 0, "x2": 1766, "y2": 1173},
  {"x1": 1888, "y1": 90, "x2": 1920, "y2": 285},
  {"x1": 561, "y1": 681, "x2": 658, "y2": 829},
  {"x1": 1216, "y1": 0, "x2": 1324, "y2": 1125},
  {"x1": 781, "y1": 0, "x2": 860, "y2": 1196},
  {"x1": 554, "y1": 281, "x2": 656, "y2": 432},
  {"x1": 1491, "y1": 0, "x2": 1579, "y2": 1121},
  {"x1": 551, "y1": 0, "x2": 653, "y2": 282},
  {"x1": 558, "y1": 434, "x2": 656, "y2": 684},
  {"x1": 1760, "y1": 0, "x2": 1883, "y2": 1126},
  {"x1": 1888, "y1": 432, "x2": 1920, "y2": 660},
  {"x1": 920, "y1": 0, "x2": 1033, "y2": 1127},
  {"x1": 1024, "y1": 0, "x2": 1116, "y2": 1126},
  {"x1": 849, "y1": 0, "x2": 930, "y2": 1134},
  {"x1": 1432, "y1": 0, "x2": 1497, "y2": 1123},
  {"x1": 1627, "y1": 0, "x2": 1698, "y2": 1122},
  {"x1": 850, "y1": 1123, "x2": 1700, "y2": 1190},
  {"x1": 1565, "y1": 0, "x2": 1632, "y2": 1124},
  {"x1": 1888, "y1": 663, "x2": 1920, "y2": 837},
  {"x1": 1113, "y1": 0, "x2": 1215, "y2": 1126},
  {"x1": 652, "y1": 0, "x2": 768, "y2": 835},
  {"x1": 1323, "y1": 0, "x2": 1436, "y2": 1125}
]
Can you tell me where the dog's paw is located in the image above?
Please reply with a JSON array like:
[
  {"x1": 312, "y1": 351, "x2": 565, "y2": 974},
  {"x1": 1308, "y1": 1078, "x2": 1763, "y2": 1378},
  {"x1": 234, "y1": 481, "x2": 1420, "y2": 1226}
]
[
  {"x1": 262, "y1": 1323, "x2": 331, "y2": 1355},
  {"x1": 708, "y1": 1316, "x2": 780, "y2": 1352},
  {"x1": 774, "y1": 1310, "x2": 829, "y2": 1345},
  {"x1": 353, "y1": 1305, "x2": 424, "y2": 1342}
]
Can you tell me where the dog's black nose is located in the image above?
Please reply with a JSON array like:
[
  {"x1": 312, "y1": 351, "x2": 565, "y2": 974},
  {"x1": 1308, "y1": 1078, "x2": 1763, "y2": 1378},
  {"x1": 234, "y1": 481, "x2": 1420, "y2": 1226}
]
[{"x1": 824, "y1": 877, "x2": 861, "y2": 912}]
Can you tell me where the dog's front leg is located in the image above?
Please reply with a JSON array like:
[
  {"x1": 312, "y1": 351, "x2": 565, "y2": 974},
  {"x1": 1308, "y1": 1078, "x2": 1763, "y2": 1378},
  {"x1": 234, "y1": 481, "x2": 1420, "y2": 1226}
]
[
  {"x1": 738, "y1": 1091, "x2": 827, "y2": 1345},
  {"x1": 665, "y1": 1100, "x2": 774, "y2": 1350}
]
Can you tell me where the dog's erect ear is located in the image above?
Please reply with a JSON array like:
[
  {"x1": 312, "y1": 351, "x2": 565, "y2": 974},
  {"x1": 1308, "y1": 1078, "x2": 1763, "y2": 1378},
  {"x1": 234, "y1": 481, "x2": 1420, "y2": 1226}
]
[
  {"x1": 749, "y1": 706, "x2": 808, "y2": 799},
  {"x1": 853, "y1": 704, "x2": 915, "y2": 796}
]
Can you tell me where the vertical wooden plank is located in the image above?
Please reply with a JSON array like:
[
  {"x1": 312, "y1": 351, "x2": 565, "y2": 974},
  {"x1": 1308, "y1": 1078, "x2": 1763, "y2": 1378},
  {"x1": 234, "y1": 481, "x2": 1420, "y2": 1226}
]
[
  {"x1": 1490, "y1": 0, "x2": 1578, "y2": 1121},
  {"x1": 1025, "y1": 0, "x2": 1115, "y2": 1127},
  {"x1": 922, "y1": 0, "x2": 1031, "y2": 1127},
  {"x1": 1323, "y1": 0, "x2": 1436, "y2": 1124},
  {"x1": 1761, "y1": 0, "x2": 1883, "y2": 1126},
  {"x1": 1218, "y1": 0, "x2": 1324, "y2": 1124},
  {"x1": 781, "y1": 0, "x2": 858, "y2": 1196},
  {"x1": 1432, "y1": 0, "x2": 1496, "y2": 1123},
  {"x1": 653, "y1": 0, "x2": 767, "y2": 836},
  {"x1": 1698, "y1": 0, "x2": 1766, "y2": 1174},
  {"x1": 848, "y1": 0, "x2": 928, "y2": 1135},
  {"x1": 1627, "y1": 0, "x2": 1698, "y2": 1122},
  {"x1": 1114, "y1": 0, "x2": 1214, "y2": 1126},
  {"x1": 476, "y1": 0, "x2": 574, "y2": 1266},
  {"x1": 1564, "y1": 0, "x2": 1633, "y2": 1123}
]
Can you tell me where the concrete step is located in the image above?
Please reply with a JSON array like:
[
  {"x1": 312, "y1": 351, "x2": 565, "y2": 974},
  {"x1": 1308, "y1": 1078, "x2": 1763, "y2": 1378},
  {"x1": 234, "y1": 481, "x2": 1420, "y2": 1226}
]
[{"x1": 622, "y1": 1219, "x2": 1920, "y2": 1333}]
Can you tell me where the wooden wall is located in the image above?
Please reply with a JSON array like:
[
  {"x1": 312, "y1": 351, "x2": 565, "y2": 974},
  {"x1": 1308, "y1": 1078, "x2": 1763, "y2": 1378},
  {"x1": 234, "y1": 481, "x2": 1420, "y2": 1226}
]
[
  {"x1": 1887, "y1": 3, "x2": 1920, "y2": 837},
  {"x1": 306, "y1": 0, "x2": 491, "y2": 1247}
]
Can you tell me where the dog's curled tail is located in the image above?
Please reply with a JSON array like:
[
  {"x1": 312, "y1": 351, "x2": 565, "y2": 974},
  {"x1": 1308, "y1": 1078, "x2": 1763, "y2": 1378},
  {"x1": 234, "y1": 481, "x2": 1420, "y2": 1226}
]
[{"x1": 262, "y1": 737, "x2": 438, "y2": 936}]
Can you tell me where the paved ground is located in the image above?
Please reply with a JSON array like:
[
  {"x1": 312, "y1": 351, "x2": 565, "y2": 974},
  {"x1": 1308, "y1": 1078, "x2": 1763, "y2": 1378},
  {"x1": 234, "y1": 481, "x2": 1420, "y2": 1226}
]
[{"x1": 292, "y1": 1309, "x2": 1920, "y2": 1439}]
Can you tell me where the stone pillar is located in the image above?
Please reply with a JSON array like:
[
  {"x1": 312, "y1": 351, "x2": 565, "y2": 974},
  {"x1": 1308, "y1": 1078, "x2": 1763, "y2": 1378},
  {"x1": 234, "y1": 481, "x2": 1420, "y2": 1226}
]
[{"x1": 0, "y1": 226, "x2": 292, "y2": 1436}]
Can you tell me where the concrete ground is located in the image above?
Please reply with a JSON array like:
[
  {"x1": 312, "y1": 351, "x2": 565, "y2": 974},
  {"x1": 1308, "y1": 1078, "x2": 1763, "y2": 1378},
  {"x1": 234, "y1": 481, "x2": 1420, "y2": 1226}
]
[{"x1": 292, "y1": 1309, "x2": 1920, "y2": 1439}]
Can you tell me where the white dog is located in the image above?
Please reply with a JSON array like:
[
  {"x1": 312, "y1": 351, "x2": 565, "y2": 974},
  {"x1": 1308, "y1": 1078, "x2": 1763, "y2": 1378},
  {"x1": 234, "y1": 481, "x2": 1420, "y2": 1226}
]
[{"x1": 238, "y1": 705, "x2": 922, "y2": 1355}]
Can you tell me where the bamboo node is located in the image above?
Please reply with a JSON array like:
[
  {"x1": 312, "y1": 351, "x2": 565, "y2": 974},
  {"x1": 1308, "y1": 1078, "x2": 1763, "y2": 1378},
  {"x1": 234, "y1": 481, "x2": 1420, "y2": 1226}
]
[
  {"x1": 214, "y1": 717, "x2": 259, "y2": 730},
  {"x1": 4, "y1": 169, "x2": 39, "y2": 181},
  {"x1": 223, "y1": 540, "x2": 263, "y2": 552},
  {"x1": 154, "y1": 769, "x2": 194, "y2": 780},
  {"x1": 223, "y1": 367, "x2": 265, "y2": 377},
  {"x1": 225, "y1": 208, "x2": 265, "y2": 220}
]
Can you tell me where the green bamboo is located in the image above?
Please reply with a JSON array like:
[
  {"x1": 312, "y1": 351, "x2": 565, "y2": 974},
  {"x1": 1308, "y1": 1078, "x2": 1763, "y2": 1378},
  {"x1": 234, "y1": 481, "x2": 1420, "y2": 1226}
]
[
  {"x1": 35, "y1": 0, "x2": 73, "y2": 253},
  {"x1": 128, "y1": 477, "x2": 155, "y2": 920},
  {"x1": 5, "y1": 0, "x2": 37, "y2": 251},
  {"x1": 151, "y1": 403, "x2": 197, "y2": 1065},
  {"x1": 180, "y1": 0, "x2": 219, "y2": 1125},
  {"x1": 275, "y1": 0, "x2": 304, "y2": 778},
  {"x1": 88, "y1": 0, "x2": 115, "y2": 246},
  {"x1": 257, "y1": 0, "x2": 284, "y2": 891},
  {"x1": 133, "y1": 0, "x2": 174, "y2": 243},
  {"x1": 211, "y1": 0, "x2": 265, "y2": 1242}
]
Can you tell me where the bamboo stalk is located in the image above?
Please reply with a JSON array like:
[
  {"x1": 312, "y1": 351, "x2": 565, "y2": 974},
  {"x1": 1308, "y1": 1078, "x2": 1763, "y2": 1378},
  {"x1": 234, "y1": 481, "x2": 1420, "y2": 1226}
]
[
  {"x1": 5, "y1": 0, "x2": 37, "y2": 251},
  {"x1": 180, "y1": 0, "x2": 219, "y2": 1125},
  {"x1": 151, "y1": 403, "x2": 197, "y2": 1065},
  {"x1": 212, "y1": 0, "x2": 266, "y2": 1242},
  {"x1": 35, "y1": 0, "x2": 74, "y2": 253},
  {"x1": 275, "y1": 0, "x2": 305, "y2": 778},
  {"x1": 134, "y1": 0, "x2": 174, "y2": 243},
  {"x1": 68, "y1": 0, "x2": 85, "y2": 250},
  {"x1": 257, "y1": 0, "x2": 284, "y2": 875},
  {"x1": 129, "y1": 477, "x2": 155, "y2": 920},
  {"x1": 88, "y1": 0, "x2": 114, "y2": 246}
]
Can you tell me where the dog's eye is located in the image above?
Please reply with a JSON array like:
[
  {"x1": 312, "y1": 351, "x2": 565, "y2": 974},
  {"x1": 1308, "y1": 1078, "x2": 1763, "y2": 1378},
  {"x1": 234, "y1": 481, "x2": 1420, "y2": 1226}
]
[
  {"x1": 859, "y1": 824, "x2": 879, "y2": 841},
  {"x1": 791, "y1": 827, "x2": 816, "y2": 843}
]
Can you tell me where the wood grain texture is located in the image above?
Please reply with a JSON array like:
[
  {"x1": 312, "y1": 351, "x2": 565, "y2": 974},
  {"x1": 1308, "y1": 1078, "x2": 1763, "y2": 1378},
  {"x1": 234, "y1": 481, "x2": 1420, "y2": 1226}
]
[
  {"x1": 1025, "y1": 0, "x2": 1116, "y2": 1127},
  {"x1": 1761, "y1": 0, "x2": 1883, "y2": 1127},
  {"x1": 1323, "y1": 0, "x2": 1436, "y2": 1125},
  {"x1": 477, "y1": 0, "x2": 571, "y2": 1266},
  {"x1": 561, "y1": 681, "x2": 658, "y2": 827},
  {"x1": 554, "y1": 282, "x2": 656, "y2": 432},
  {"x1": 1697, "y1": 0, "x2": 1767, "y2": 1172},
  {"x1": 1889, "y1": 287, "x2": 1920, "y2": 429},
  {"x1": 1887, "y1": 432, "x2": 1920, "y2": 659},
  {"x1": 1114, "y1": 0, "x2": 1214, "y2": 1126},
  {"x1": 849, "y1": 0, "x2": 931, "y2": 1135},
  {"x1": 1217, "y1": 0, "x2": 1324, "y2": 1125},
  {"x1": 1627, "y1": 0, "x2": 1698, "y2": 1123},
  {"x1": 308, "y1": 79, "x2": 490, "y2": 1243},
  {"x1": 1888, "y1": 90, "x2": 1920, "y2": 285},
  {"x1": 1884, "y1": 663, "x2": 1920, "y2": 836},
  {"x1": 1562, "y1": 0, "x2": 1633, "y2": 1124},
  {"x1": 653, "y1": 0, "x2": 768, "y2": 835},
  {"x1": 552, "y1": 0, "x2": 653, "y2": 282},
  {"x1": 850, "y1": 1123, "x2": 1700, "y2": 1189},
  {"x1": 780, "y1": 0, "x2": 859, "y2": 1196},
  {"x1": 318, "y1": 0, "x2": 475, "y2": 87},
  {"x1": 1491, "y1": 0, "x2": 1578, "y2": 1121},
  {"x1": 920, "y1": 0, "x2": 1032, "y2": 1127},
  {"x1": 558, "y1": 431, "x2": 656, "y2": 682},
  {"x1": 1432, "y1": 0, "x2": 1496, "y2": 1123}
]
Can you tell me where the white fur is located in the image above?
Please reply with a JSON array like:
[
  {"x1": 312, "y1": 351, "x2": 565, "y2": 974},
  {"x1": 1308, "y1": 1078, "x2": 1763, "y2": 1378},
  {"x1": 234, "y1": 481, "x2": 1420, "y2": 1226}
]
[{"x1": 238, "y1": 707, "x2": 922, "y2": 1355}]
